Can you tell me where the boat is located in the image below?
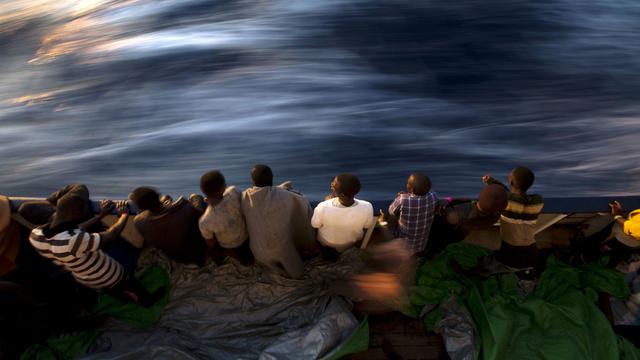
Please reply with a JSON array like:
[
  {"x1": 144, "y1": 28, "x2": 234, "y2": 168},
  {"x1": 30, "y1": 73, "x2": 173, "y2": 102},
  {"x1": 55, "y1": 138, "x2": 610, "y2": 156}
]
[{"x1": 2, "y1": 195, "x2": 640, "y2": 359}]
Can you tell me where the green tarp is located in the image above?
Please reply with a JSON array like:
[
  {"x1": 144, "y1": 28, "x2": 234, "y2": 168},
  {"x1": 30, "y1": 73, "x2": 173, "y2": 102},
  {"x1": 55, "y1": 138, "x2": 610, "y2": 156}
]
[
  {"x1": 92, "y1": 265, "x2": 171, "y2": 327},
  {"x1": 409, "y1": 243, "x2": 640, "y2": 359},
  {"x1": 323, "y1": 318, "x2": 370, "y2": 360}
]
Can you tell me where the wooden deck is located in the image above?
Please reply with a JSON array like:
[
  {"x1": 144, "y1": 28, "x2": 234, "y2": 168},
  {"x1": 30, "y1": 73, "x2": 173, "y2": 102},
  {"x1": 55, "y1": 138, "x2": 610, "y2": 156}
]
[{"x1": 345, "y1": 312, "x2": 447, "y2": 360}]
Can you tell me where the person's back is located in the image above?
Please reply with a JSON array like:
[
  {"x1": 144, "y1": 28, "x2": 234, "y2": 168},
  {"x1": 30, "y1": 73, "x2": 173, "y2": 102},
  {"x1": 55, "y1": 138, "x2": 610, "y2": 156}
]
[
  {"x1": 433, "y1": 184, "x2": 508, "y2": 247},
  {"x1": 389, "y1": 173, "x2": 437, "y2": 254},
  {"x1": 312, "y1": 174, "x2": 373, "y2": 253},
  {"x1": 484, "y1": 167, "x2": 544, "y2": 269},
  {"x1": 198, "y1": 171, "x2": 248, "y2": 250},
  {"x1": 131, "y1": 187, "x2": 206, "y2": 265},
  {"x1": 241, "y1": 165, "x2": 314, "y2": 278}
]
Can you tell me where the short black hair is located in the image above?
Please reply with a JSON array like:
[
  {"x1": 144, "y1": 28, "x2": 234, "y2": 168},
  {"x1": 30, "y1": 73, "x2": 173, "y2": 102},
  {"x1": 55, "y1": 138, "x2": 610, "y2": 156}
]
[
  {"x1": 409, "y1": 173, "x2": 431, "y2": 196},
  {"x1": 56, "y1": 194, "x2": 88, "y2": 219},
  {"x1": 335, "y1": 173, "x2": 361, "y2": 198},
  {"x1": 511, "y1": 167, "x2": 535, "y2": 192},
  {"x1": 252, "y1": 164, "x2": 273, "y2": 187},
  {"x1": 200, "y1": 170, "x2": 226, "y2": 196},
  {"x1": 478, "y1": 184, "x2": 508, "y2": 212},
  {"x1": 130, "y1": 186, "x2": 161, "y2": 211}
]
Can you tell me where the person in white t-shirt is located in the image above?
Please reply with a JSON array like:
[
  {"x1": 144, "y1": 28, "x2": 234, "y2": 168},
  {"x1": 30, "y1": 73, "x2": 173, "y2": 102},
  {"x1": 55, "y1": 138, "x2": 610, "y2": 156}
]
[{"x1": 311, "y1": 173, "x2": 374, "y2": 260}]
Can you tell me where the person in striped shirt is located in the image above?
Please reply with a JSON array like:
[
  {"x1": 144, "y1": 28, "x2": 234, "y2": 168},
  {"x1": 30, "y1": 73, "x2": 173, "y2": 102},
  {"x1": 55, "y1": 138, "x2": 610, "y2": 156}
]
[
  {"x1": 388, "y1": 173, "x2": 438, "y2": 254},
  {"x1": 483, "y1": 166, "x2": 544, "y2": 269},
  {"x1": 29, "y1": 194, "x2": 163, "y2": 306}
]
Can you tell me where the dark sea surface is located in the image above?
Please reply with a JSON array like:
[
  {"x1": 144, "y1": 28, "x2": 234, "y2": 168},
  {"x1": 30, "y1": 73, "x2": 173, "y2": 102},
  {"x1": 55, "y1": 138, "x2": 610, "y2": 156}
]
[{"x1": 1, "y1": 0, "x2": 640, "y2": 201}]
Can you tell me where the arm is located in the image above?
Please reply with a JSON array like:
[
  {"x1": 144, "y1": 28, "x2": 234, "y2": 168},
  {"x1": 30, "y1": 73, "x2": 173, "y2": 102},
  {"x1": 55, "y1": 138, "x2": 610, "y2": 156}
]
[
  {"x1": 95, "y1": 200, "x2": 128, "y2": 245},
  {"x1": 98, "y1": 213, "x2": 129, "y2": 245},
  {"x1": 310, "y1": 204, "x2": 323, "y2": 229},
  {"x1": 198, "y1": 215, "x2": 218, "y2": 247},
  {"x1": 388, "y1": 194, "x2": 402, "y2": 216},
  {"x1": 610, "y1": 201, "x2": 626, "y2": 228},
  {"x1": 79, "y1": 200, "x2": 114, "y2": 231},
  {"x1": 482, "y1": 175, "x2": 508, "y2": 191}
]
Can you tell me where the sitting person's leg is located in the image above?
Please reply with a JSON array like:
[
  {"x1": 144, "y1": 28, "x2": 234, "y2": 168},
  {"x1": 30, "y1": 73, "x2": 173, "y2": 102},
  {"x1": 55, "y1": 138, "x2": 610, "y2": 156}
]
[
  {"x1": 579, "y1": 221, "x2": 616, "y2": 261},
  {"x1": 103, "y1": 238, "x2": 140, "y2": 274},
  {"x1": 225, "y1": 240, "x2": 254, "y2": 266},
  {"x1": 496, "y1": 241, "x2": 539, "y2": 269},
  {"x1": 106, "y1": 274, "x2": 164, "y2": 307},
  {"x1": 606, "y1": 240, "x2": 634, "y2": 267}
]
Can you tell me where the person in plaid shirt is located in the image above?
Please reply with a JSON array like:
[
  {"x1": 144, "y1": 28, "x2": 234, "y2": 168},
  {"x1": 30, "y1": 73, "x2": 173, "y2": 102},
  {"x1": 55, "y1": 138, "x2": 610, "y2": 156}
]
[{"x1": 388, "y1": 173, "x2": 438, "y2": 254}]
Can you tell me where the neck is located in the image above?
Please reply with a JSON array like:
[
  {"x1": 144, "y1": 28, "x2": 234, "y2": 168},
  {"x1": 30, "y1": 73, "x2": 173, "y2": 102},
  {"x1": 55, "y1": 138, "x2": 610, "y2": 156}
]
[
  {"x1": 209, "y1": 195, "x2": 223, "y2": 206},
  {"x1": 512, "y1": 188, "x2": 526, "y2": 196},
  {"x1": 338, "y1": 197, "x2": 355, "y2": 207}
]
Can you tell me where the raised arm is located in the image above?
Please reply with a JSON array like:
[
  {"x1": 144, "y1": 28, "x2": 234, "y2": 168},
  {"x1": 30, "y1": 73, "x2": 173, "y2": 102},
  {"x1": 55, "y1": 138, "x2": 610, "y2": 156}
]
[
  {"x1": 98, "y1": 201, "x2": 130, "y2": 245},
  {"x1": 610, "y1": 201, "x2": 627, "y2": 229},
  {"x1": 482, "y1": 175, "x2": 508, "y2": 191},
  {"x1": 388, "y1": 193, "x2": 403, "y2": 216},
  {"x1": 79, "y1": 200, "x2": 114, "y2": 231}
]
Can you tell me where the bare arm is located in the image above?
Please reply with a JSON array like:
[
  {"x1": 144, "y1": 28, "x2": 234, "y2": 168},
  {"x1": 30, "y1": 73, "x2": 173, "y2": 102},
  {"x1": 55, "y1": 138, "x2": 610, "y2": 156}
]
[
  {"x1": 482, "y1": 175, "x2": 508, "y2": 190},
  {"x1": 79, "y1": 200, "x2": 114, "y2": 231},
  {"x1": 610, "y1": 201, "x2": 627, "y2": 228},
  {"x1": 98, "y1": 213, "x2": 129, "y2": 245}
]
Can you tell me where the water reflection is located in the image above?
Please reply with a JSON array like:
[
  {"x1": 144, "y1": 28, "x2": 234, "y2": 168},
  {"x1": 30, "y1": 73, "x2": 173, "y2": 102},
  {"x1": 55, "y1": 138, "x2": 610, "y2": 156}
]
[{"x1": 1, "y1": 0, "x2": 639, "y2": 200}]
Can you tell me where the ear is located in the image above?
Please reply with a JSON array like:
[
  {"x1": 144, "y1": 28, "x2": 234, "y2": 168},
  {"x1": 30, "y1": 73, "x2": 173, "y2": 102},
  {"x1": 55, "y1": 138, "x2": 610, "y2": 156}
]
[{"x1": 204, "y1": 197, "x2": 210, "y2": 204}]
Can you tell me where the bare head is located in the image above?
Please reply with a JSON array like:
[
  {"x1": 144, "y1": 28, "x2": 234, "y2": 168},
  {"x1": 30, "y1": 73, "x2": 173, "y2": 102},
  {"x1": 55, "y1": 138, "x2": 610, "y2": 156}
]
[
  {"x1": 130, "y1": 186, "x2": 162, "y2": 212},
  {"x1": 508, "y1": 166, "x2": 535, "y2": 193},
  {"x1": 477, "y1": 184, "x2": 508, "y2": 213},
  {"x1": 407, "y1": 173, "x2": 431, "y2": 196},
  {"x1": 54, "y1": 194, "x2": 88, "y2": 224},
  {"x1": 332, "y1": 173, "x2": 361, "y2": 203},
  {"x1": 200, "y1": 170, "x2": 226, "y2": 199},
  {"x1": 251, "y1": 164, "x2": 273, "y2": 187}
]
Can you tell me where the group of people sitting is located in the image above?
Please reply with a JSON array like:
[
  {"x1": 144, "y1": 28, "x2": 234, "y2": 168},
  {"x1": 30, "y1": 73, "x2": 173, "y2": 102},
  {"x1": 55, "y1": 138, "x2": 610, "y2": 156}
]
[{"x1": 6, "y1": 165, "x2": 640, "y2": 310}]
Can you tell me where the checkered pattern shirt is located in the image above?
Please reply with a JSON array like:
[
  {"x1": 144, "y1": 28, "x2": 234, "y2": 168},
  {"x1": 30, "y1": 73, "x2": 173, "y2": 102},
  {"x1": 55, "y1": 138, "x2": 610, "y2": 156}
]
[{"x1": 389, "y1": 192, "x2": 438, "y2": 253}]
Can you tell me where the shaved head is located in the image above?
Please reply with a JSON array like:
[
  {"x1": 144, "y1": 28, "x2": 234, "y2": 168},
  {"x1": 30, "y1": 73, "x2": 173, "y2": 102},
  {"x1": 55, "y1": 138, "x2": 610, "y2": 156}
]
[
  {"x1": 478, "y1": 184, "x2": 508, "y2": 213},
  {"x1": 510, "y1": 166, "x2": 535, "y2": 192},
  {"x1": 408, "y1": 173, "x2": 431, "y2": 196},
  {"x1": 334, "y1": 173, "x2": 361, "y2": 198},
  {"x1": 55, "y1": 194, "x2": 88, "y2": 223},
  {"x1": 252, "y1": 164, "x2": 273, "y2": 187}
]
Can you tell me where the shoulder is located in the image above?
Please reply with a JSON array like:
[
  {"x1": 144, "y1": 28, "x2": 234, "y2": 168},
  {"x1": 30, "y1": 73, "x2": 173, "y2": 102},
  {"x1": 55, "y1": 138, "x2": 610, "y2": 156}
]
[
  {"x1": 225, "y1": 186, "x2": 240, "y2": 197},
  {"x1": 356, "y1": 199, "x2": 373, "y2": 211},
  {"x1": 29, "y1": 227, "x2": 47, "y2": 242},
  {"x1": 316, "y1": 199, "x2": 332, "y2": 208},
  {"x1": 527, "y1": 194, "x2": 544, "y2": 204}
]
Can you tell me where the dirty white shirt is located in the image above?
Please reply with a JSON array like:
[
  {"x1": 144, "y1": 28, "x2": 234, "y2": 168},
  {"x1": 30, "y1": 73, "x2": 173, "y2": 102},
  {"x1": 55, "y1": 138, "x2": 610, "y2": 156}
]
[{"x1": 199, "y1": 186, "x2": 248, "y2": 249}]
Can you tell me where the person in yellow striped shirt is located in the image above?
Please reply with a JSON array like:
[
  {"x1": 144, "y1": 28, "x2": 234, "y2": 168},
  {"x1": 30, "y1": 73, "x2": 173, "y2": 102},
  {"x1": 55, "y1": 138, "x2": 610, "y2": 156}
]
[{"x1": 483, "y1": 167, "x2": 544, "y2": 269}]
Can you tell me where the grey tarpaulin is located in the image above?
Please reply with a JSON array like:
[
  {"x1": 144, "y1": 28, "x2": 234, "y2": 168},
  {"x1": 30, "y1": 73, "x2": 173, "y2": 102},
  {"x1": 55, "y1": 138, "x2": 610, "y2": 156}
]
[
  {"x1": 435, "y1": 294, "x2": 476, "y2": 360},
  {"x1": 83, "y1": 247, "x2": 365, "y2": 360}
]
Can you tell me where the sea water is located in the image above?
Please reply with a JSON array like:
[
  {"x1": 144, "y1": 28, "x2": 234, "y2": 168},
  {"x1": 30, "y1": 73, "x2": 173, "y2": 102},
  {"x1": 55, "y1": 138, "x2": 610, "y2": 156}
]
[{"x1": 1, "y1": 0, "x2": 639, "y2": 200}]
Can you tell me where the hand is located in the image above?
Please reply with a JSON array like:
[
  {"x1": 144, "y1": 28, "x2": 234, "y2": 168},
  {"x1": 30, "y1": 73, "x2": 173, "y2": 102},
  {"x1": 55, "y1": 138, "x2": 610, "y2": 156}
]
[
  {"x1": 609, "y1": 201, "x2": 624, "y2": 217},
  {"x1": 378, "y1": 209, "x2": 388, "y2": 226},
  {"x1": 279, "y1": 181, "x2": 293, "y2": 190},
  {"x1": 482, "y1": 175, "x2": 491, "y2": 184},
  {"x1": 99, "y1": 200, "x2": 115, "y2": 215},
  {"x1": 115, "y1": 200, "x2": 129, "y2": 215}
]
